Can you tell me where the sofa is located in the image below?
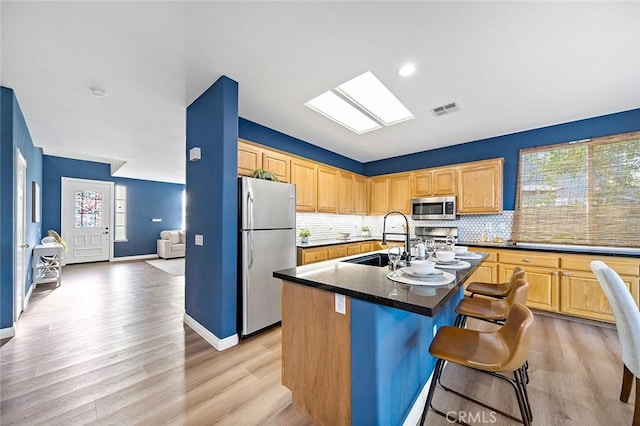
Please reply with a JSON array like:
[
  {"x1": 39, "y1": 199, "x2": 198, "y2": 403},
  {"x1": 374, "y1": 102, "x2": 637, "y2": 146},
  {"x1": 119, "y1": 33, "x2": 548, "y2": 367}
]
[{"x1": 157, "y1": 230, "x2": 186, "y2": 259}]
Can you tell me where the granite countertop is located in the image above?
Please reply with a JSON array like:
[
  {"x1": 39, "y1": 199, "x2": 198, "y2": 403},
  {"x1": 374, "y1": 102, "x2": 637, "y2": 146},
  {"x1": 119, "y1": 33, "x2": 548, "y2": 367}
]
[{"x1": 274, "y1": 250, "x2": 487, "y2": 317}]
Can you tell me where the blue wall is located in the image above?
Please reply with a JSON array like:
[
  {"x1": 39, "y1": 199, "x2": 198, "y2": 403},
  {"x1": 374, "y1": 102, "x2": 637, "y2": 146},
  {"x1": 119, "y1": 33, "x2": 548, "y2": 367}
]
[
  {"x1": 239, "y1": 118, "x2": 365, "y2": 175},
  {"x1": 363, "y1": 108, "x2": 640, "y2": 210},
  {"x1": 185, "y1": 75, "x2": 239, "y2": 339},
  {"x1": 42, "y1": 156, "x2": 184, "y2": 257},
  {"x1": 0, "y1": 87, "x2": 43, "y2": 330}
]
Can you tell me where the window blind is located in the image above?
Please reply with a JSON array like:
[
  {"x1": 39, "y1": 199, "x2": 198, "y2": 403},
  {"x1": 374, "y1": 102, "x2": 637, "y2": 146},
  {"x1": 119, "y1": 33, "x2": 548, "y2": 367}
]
[{"x1": 512, "y1": 131, "x2": 640, "y2": 248}]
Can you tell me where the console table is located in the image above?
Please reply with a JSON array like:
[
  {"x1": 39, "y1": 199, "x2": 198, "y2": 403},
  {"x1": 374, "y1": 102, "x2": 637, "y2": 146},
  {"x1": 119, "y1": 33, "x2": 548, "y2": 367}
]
[{"x1": 32, "y1": 244, "x2": 64, "y2": 287}]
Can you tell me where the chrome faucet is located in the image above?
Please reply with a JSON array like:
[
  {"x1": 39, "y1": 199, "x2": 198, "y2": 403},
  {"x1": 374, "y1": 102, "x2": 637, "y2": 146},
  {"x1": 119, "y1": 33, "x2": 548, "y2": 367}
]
[{"x1": 381, "y1": 211, "x2": 411, "y2": 266}]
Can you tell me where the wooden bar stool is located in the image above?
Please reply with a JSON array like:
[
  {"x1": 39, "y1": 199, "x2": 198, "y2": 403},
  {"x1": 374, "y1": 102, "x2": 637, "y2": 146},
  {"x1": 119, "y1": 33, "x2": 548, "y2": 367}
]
[
  {"x1": 467, "y1": 266, "x2": 525, "y2": 299},
  {"x1": 420, "y1": 303, "x2": 534, "y2": 426}
]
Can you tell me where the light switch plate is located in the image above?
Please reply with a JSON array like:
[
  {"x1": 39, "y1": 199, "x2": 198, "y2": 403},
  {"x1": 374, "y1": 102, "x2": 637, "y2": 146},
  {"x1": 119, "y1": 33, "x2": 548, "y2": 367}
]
[
  {"x1": 335, "y1": 294, "x2": 346, "y2": 315},
  {"x1": 195, "y1": 234, "x2": 203, "y2": 246}
]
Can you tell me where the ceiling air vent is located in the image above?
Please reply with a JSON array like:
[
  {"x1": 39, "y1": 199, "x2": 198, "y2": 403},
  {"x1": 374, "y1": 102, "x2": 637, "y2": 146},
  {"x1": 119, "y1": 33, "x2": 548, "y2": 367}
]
[{"x1": 431, "y1": 102, "x2": 460, "y2": 117}]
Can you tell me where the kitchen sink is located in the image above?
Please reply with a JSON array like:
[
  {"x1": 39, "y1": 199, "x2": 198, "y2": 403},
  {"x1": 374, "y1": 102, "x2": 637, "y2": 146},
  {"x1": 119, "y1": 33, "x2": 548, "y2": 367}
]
[{"x1": 341, "y1": 253, "x2": 390, "y2": 267}]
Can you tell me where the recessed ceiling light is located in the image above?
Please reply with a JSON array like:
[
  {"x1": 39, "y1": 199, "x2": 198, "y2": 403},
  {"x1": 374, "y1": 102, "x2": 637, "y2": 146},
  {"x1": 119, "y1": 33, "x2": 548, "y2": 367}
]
[
  {"x1": 336, "y1": 71, "x2": 414, "y2": 126},
  {"x1": 398, "y1": 64, "x2": 416, "y2": 77},
  {"x1": 305, "y1": 91, "x2": 381, "y2": 134},
  {"x1": 90, "y1": 87, "x2": 108, "y2": 98}
]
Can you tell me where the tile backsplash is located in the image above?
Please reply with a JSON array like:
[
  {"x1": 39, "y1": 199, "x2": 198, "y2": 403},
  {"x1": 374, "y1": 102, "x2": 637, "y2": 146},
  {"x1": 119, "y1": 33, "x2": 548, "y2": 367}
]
[{"x1": 296, "y1": 211, "x2": 514, "y2": 243}]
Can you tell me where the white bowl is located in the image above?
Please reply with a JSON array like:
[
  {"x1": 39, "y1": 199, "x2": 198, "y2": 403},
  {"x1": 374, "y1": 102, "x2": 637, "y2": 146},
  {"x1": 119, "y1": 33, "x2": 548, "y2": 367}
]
[
  {"x1": 453, "y1": 246, "x2": 468, "y2": 254},
  {"x1": 338, "y1": 232, "x2": 350, "y2": 239},
  {"x1": 435, "y1": 251, "x2": 456, "y2": 262},
  {"x1": 410, "y1": 260, "x2": 436, "y2": 274}
]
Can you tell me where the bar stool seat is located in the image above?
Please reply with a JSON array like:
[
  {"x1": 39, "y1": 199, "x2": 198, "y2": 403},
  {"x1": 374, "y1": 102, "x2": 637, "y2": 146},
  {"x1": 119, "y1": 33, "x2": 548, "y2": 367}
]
[
  {"x1": 467, "y1": 267, "x2": 525, "y2": 299},
  {"x1": 420, "y1": 303, "x2": 534, "y2": 426},
  {"x1": 455, "y1": 278, "x2": 530, "y2": 326}
]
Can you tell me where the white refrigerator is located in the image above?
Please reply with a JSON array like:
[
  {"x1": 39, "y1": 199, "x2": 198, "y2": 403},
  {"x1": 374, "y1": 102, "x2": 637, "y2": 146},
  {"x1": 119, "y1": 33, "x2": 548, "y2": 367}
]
[{"x1": 239, "y1": 177, "x2": 296, "y2": 337}]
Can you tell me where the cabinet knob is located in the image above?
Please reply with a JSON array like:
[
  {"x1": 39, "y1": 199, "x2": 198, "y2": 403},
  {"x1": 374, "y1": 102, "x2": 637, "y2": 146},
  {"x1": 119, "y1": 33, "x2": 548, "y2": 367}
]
[
  {"x1": 553, "y1": 271, "x2": 558, "y2": 276},
  {"x1": 563, "y1": 272, "x2": 569, "y2": 277},
  {"x1": 523, "y1": 258, "x2": 530, "y2": 263}
]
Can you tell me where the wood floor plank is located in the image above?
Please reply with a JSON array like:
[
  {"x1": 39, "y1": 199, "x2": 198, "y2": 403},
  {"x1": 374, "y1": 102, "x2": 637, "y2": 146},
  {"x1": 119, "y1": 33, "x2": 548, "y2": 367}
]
[{"x1": 1, "y1": 259, "x2": 635, "y2": 425}]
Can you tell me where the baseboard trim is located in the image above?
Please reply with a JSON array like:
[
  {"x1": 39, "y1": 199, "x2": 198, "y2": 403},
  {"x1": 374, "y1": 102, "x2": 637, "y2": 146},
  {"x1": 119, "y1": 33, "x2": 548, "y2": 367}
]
[
  {"x1": 402, "y1": 367, "x2": 436, "y2": 426},
  {"x1": 24, "y1": 283, "x2": 34, "y2": 309},
  {"x1": 111, "y1": 254, "x2": 158, "y2": 262},
  {"x1": 183, "y1": 313, "x2": 239, "y2": 351},
  {"x1": 0, "y1": 325, "x2": 16, "y2": 339}
]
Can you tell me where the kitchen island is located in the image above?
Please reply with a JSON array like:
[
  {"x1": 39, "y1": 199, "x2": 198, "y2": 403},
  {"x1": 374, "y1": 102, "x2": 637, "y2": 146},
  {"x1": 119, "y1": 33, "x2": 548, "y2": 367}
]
[{"x1": 273, "y1": 252, "x2": 487, "y2": 426}]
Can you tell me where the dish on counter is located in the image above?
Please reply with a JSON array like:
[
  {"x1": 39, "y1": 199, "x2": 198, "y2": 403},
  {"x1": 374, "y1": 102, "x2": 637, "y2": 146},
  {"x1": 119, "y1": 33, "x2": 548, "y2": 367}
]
[
  {"x1": 387, "y1": 269, "x2": 455, "y2": 286},
  {"x1": 401, "y1": 267, "x2": 443, "y2": 277}
]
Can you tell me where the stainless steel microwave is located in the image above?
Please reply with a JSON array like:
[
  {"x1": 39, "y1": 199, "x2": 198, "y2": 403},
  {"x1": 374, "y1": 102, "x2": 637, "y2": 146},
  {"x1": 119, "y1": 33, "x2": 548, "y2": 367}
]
[{"x1": 411, "y1": 196, "x2": 456, "y2": 220}]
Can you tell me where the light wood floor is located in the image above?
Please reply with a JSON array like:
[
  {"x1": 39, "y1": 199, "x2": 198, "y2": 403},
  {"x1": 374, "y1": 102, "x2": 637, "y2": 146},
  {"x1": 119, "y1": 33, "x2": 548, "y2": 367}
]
[{"x1": 0, "y1": 260, "x2": 634, "y2": 425}]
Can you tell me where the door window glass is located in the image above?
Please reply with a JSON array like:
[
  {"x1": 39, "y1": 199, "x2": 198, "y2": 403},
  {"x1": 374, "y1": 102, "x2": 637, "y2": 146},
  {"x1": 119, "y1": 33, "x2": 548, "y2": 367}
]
[{"x1": 74, "y1": 191, "x2": 103, "y2": 228}]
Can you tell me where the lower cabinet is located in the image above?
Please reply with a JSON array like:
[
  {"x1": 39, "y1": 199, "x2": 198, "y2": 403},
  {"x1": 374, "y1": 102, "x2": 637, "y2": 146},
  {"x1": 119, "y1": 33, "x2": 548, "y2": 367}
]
[
  {"x1": 297, "y1": 241, "x2": 378, "y2": 266},
  {"x1": 500, "y1": 265, "x2": 560, "y2": 312}
]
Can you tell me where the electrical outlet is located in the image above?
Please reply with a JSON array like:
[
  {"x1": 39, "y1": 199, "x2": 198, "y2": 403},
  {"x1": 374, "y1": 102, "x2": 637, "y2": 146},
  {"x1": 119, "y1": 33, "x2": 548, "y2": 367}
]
[
  {"x1": 335, "y1": 294, "x2": 346, "y2": 315},
  {"x1": 195, "y1": 234, "x2": 203, "y2": 246}
]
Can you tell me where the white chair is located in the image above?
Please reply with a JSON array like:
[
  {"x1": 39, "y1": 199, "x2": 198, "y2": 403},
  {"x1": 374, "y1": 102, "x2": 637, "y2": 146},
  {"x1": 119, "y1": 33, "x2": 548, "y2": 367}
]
[{"x1": 591, "y1": 260, "x2": 640, "y2": 425}]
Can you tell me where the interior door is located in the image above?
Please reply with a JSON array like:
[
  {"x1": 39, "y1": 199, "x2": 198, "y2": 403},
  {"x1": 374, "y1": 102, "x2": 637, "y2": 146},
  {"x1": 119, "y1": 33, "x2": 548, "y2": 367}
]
[
  {"x1": 62, "y1": 178, "x2": 113, "y2": 264},
  {"x1": 14, "y1": 149, "x2": 27, "y2": 321}
]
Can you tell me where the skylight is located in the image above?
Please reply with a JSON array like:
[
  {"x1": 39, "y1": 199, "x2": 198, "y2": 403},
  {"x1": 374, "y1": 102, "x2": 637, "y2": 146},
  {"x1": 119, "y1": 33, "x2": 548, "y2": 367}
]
[
  {"x1": 336, "y1": 71, "x2": 414, "y2": 126},
  {"x1": 304, "y1": 91, "x2": 381, "y2": 134},
  {"x1": 304, "y1": 71, "x2": 414, "y2": 134}
]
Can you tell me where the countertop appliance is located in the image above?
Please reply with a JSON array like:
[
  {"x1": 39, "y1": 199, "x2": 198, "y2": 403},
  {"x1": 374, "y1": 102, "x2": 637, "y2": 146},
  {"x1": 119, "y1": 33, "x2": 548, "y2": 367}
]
[
  {"x1": 239, "y1": 177, "x2": 296, "y2": 338},
  {"x1": 411, "y1": 196, "x2": 456, "y2": 220}
]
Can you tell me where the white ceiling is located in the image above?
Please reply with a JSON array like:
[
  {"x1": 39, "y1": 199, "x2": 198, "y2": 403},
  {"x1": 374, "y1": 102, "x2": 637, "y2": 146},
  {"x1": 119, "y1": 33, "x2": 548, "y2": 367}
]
[{"x1": 2, "y1": 1, "x2": 639, "y2": 184}]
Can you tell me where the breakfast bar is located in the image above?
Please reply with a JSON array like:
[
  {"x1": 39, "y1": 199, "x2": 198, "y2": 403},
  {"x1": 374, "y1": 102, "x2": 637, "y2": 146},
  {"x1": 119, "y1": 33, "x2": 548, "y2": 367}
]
[{"x1": 273, "y1": 252, "x2": 487, "y2": 425}]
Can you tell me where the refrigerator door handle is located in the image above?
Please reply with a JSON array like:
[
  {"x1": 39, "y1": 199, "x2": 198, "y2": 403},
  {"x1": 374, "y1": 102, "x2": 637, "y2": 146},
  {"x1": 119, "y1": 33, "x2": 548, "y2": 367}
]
[
  {"x1": 247, "y1": 190, "x2": 254, "y2": 231},
  {"x1": 249, "y1": 230, "x2": 254, "y2": 269}
]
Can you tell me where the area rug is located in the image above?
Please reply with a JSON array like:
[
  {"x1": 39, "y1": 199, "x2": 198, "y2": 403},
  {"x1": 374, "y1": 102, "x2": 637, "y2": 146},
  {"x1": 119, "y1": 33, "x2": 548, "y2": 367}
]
[{"x1": 146, "y1": 258, "x2": 185, "y2": 276}]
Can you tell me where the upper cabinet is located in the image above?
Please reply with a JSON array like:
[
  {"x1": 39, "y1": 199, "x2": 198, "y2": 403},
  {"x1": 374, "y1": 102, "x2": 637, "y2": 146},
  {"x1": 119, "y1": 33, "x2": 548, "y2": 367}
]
[
  {"x1": 369, "y1": 177, "x2": 389, "y2": 216},
  {"x1": 353, "y1": 174, "x2": 367, "y2": 215},
  {"x1": 291, "y1": 158, "x2": 317, "y2": 212},
  {"x1": 337, "y1": 171, "x2": 355, "y2": 215},
  {"x1": 238, "y1": 139, "x2": 291, "y2": 183},
  {"x1": 388, "y1": 173, "x2": 411, "y2": 214},
  {"x1": 412, "y1": 168, "x2": 456, "y2": 197},
  {"x1": 317, "y1": 165, "x2": 339, "y2": 213},
  {"x1": 456, "y1": 158, "x2": 503, "y2": 214}
]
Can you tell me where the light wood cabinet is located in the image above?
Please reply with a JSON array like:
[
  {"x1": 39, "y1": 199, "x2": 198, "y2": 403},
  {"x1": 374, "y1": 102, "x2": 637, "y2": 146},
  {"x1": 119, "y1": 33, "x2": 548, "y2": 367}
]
[
  {"x1": 500, "y1": 264, "x2": 560, "y2": 312},
  {"x1": 457, "y1": 159, "x2": 503, "y2": 214},
  {"x1": 354, "y1": 174, "x2": 367, "y2": 215},
  {"x1": 369, "y1": 177, "x2": 389, "y2": 215},
  {"x1": 337, "y1": 171, "x2": 355, "y2": 214},
  {"x1": 263, "y1": 150, "x2": 290, "y2": 183},
  {"x1": 464, "y1": 249, "x2": 499, "y2": 288},
  {"x1": 346, "y1": 244, "x2": 361, "y2": 256},
  {"x1": 238, "y1": 141, "x2": 263, "y2": 176},
  {"x1": 360, "y1": 242, "x2": 373, "y2": 253},
  {"x1": 297, "y1": 240, "x2": 377, "y2": 265},
  {"x1": 317, "y1": 165, "x2": 339, "y2": 213},
  {"x1": 411, "y1": 168, "x2": 456, "y2": 198},
  {"x1": 291, "y1": 158, "x2": 317, "y2": 212},
  {"x1": 328, "y1": 246, "x2": 348, "y2": 260},
  {"x1": 560, "y1": 271, "x2": 639, "y2": 322},
  {"x1": 297, "y1": 247, "x2": 328, "y2": 265},
  {"x1": 388, "y1": 174, "x2": 411, "y2": 214}
]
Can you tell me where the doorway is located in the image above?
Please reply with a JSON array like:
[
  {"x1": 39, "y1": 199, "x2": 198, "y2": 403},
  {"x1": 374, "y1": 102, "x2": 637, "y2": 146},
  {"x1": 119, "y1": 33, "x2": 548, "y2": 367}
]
[
  {"x1": 61, "y1": 178, "x2": 114, "y2": 264},
  {"x1": 14, "y1": 149, "x2": 27, "y2": 322}
]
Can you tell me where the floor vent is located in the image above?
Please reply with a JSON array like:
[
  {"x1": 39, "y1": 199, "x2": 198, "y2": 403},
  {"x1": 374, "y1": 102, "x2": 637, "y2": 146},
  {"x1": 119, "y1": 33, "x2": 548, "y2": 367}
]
[{"x1": 432, "y1": 102, "x2": 460, "y2": 116}]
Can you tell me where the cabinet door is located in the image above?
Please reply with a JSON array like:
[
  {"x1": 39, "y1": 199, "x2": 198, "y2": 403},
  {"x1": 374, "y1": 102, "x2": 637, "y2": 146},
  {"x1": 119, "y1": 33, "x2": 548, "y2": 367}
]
[
  {"x1": 560, "y1": 271, "x2": 639, "y2": 322},
  {"x1": 354, "y1": 174, "x2": 367, "y2": 215},
  {"x1": 263, "y1": 150, "x2": 290, "y2": 183},
  {"x1": 463, "y1": 262, "x2": 497, "y2": 288},
  {"x1": 500, "y1": 265, "x2": 559, "y2": 312},
  {"x1": 238, "y1": 141, "x2": 262, "y2": 176},
  {"x1": 432, "y1": 169, "x2": 456, "y2": 195},
  {"x1": 337, "y1": 171, "x2": 355, "y2": 214},
  {"x1": 317, "y1": 166, "x2": 339, "y2": 213},
  {"x1": 301, "y1": 248, "x2": 328, "y2": 265},
  {"x1": 291, "y1": 158, "x2": 317, "y2": 212},
  {"x1": 360, "y1": 242, "x2": 373, "y2": 253},
  {"x1": 457, "y1": 159, "x2": 503, "y2": 214},
  {"x1": 412, "y1": 171, "x2": 432, "y2": 197},
  {"x1": 328, "y1": 245, "x2": 348, "y2": 260},
  {"x1": 388, "y1": 174, "x2": 411, "y2": 214},
  {"x1": 347, "y1": 244, "x2": 361, "y2": 255},
  {"x1": 369, "y1": 177, "x2": 389, "y2": 215}
]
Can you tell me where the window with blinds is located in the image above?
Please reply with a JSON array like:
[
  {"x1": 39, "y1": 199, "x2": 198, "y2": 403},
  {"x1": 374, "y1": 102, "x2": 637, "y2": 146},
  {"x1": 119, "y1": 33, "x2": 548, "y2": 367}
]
[{"x1": 512, "y1": 131, "x2": 640, "y2": 248}]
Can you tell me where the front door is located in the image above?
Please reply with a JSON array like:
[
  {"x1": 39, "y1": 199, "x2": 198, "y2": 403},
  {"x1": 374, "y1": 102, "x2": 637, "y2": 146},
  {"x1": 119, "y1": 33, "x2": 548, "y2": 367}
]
[
  {"x1": 14, "y1": 149, "x2": 27, "y2": 321},
  {"x1": 61, "y1": 178, "x2": 113, "y2": 264}
]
